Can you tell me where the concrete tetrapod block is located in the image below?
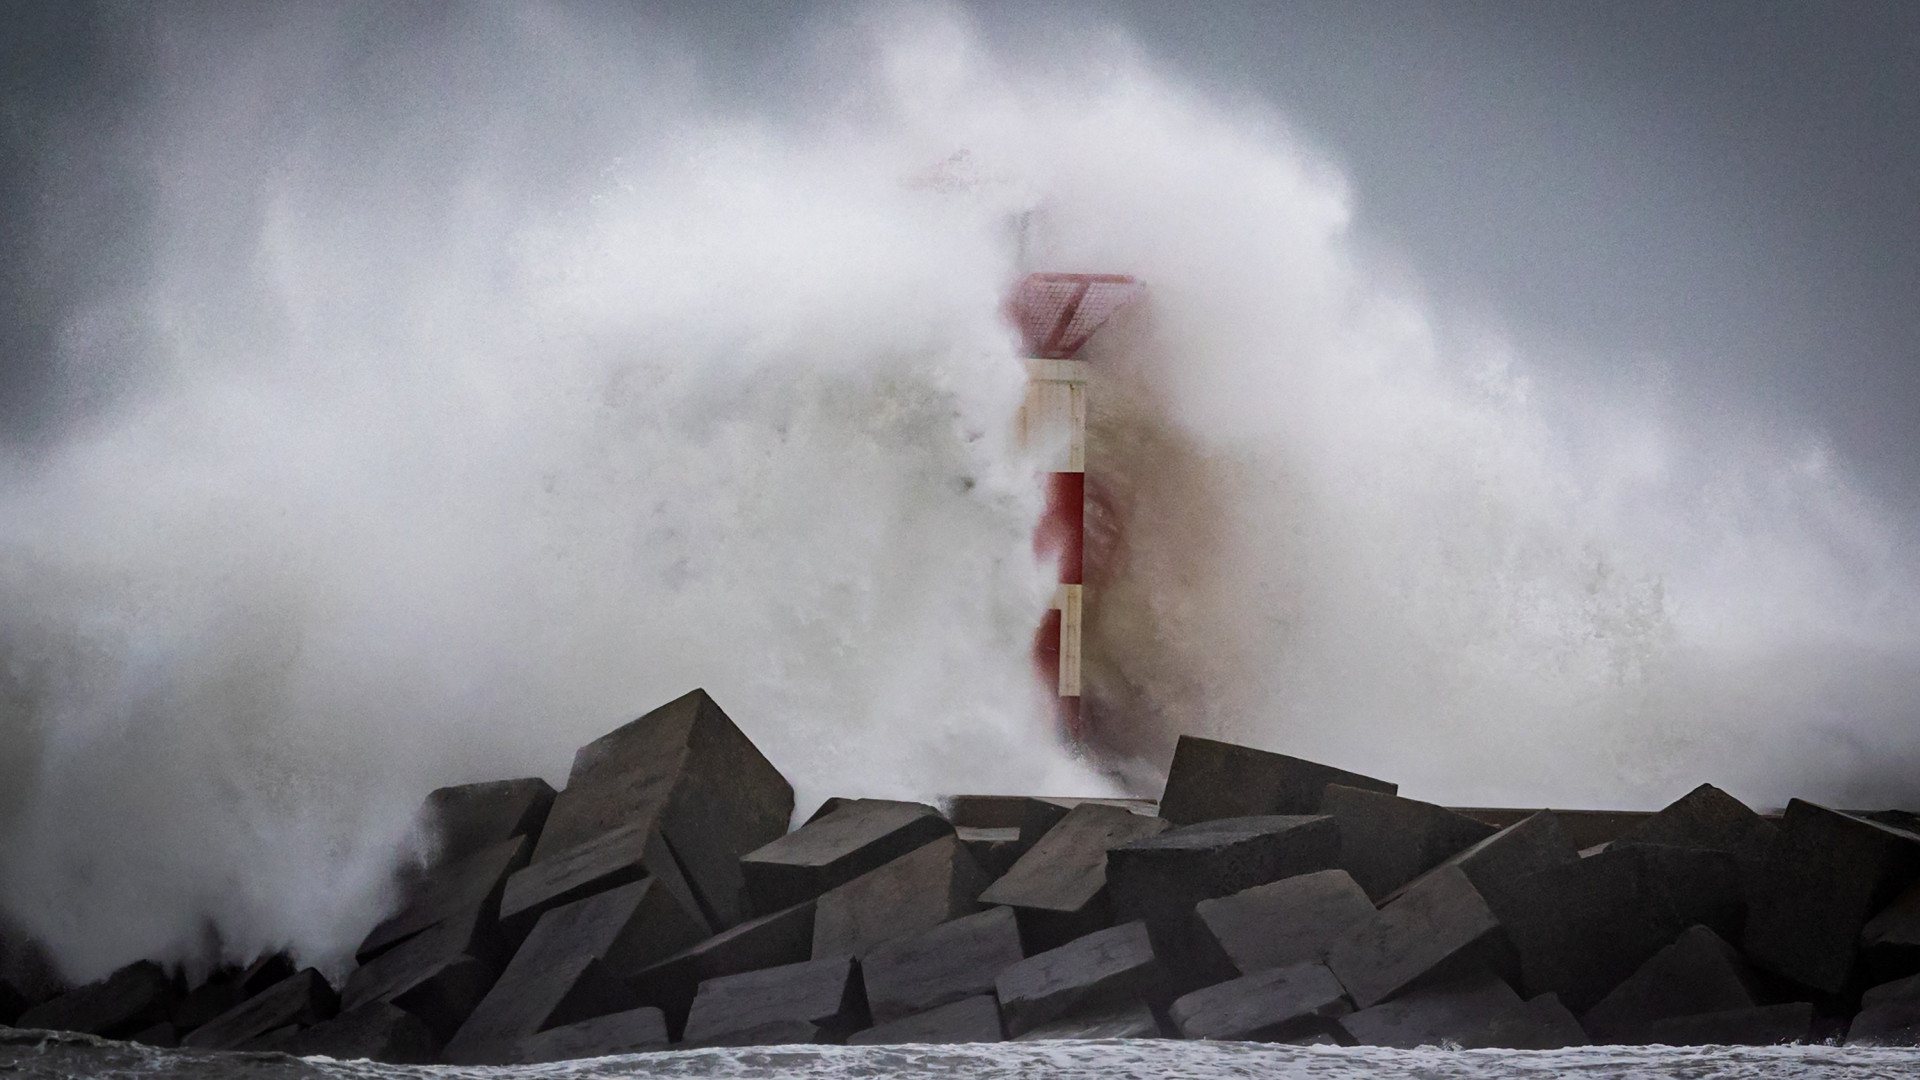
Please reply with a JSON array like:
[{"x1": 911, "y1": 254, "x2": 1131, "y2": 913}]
[
  {"x1": 1109, "y1": 815, "x2": 1338, "y2": 984},
  {"x1": 1498, "y1": 843, "x2": 1743, "y2": 1012},
  {"x1": 742, "y1": 800, "x2": 954, "y2": 917},
  {"x1": 357, "y1": 835, "x2": 532, "y2": 963},
  {"x1": 812, "y1": 835, "x2": 990, "y2": 960},
  {"x1": 1196, "y1": 869, "x2": 1376, "y2": 977},
  {"x1": 17, "y1": 961, "x2": 175, "y2": 1038},
  {"x1": 1381, "y1": 810, "x2": 1580, "y2": 914},
  {"x1": 1846, "y1": 1001, "x2": 1920, "y2": 1046},
  {"x1": 1580, "y1": 925, "x2": 1761, "y2": 1044},
  {"x1": 1325, "y1": 864, "x2": 1513, "y2": 1009},
  {"x1": 1011, "y1": 1001, "x2": 1161, "y2": 1040},
  {"x1": 1643, "y1": 1001, "x2": 1815, "y2": 1046},
  {"x1": 978, "y1": 804, "x2": 1170, "y2": 952},
  {"x1": 282, "y1": 1001, "x2": 438, "y2": 1064},
  {"x1": 444, "y1": 878, "x2": 704, "y2": 1063},
  {"x1": 1169, "y1": 960, "x2": 1352, "y2": 1042},
  {"x1": 861, "y1": 906, "x2": 1025, "y2": 1024},
  {"x1": 1158, "y1": 736, "x2": 1396, "y2": 825},
  {"x1": 424, "y1": 778, "x2": 557, "y2": 868},
  {"x1": 680, "y1": 955, "x2": 867, "y2": 1047},
  {"x1": 1459, "y1": 993, "x2": 1589, "y2": 1049},
  {"x1": 846, "y1": 995, "x2": 1004, "y2": 1045},
  {"x1": 501, "y1": 1006, "x2": 669, "y2": 1062},
  {"x1": 341, "y1": 913, "x2": 499, "y2": 1043},
  {"x1": 1322, "y1": 786, "x2": 1499, "y2": 901},
  {"x1": 994, "y1": 920, "x2": 1162, "y2": 1037},
  {"x1": 1744, "y1": 800, "x2": 1920, "y2": 994},
  {"x1": 1336, "y1": 969, "x2": 1520, "y2": 1048},
  {"x1": 529, "y1": 689, "x2": 793, "y2": 932},
  {"x1": 629, "y1": 900, "x2": 817, "y2": 1038},
  {"x1": 182, "y1": 968, "x2": 338, "y2": 1050}
]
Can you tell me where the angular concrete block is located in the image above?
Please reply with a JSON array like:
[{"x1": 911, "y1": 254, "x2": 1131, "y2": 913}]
[
  {"x1": 1643, "y1": 1001, "x2": 1814, "y2": 1046},
  {"x1": 1499, "y1": 843, "x2": 1743, "y2": 1011},
  {"x1": 1170, "y1": 960, "x2": 1352, "y2": 1041},
  {"x1": 531, "y1": 689, "x2": 793, "y2": 931},
  {"x1": 1744, "y1": 800, "x2": 1920, "y2": 993},
  {"x1": 282, "y1": 1001, "x2": 437, "y2": 1064},
  {"x1": 812, "y1": 835, "x2": 990, "y2": 959},
  {"x1": 1846, "y1": 1001, "x2": 1920, "y2": 1046},
  {"x1": 444, "y1": 878, "x2": 701, "y2": 1063},
  {"x1": 1158, "y1": 736, "x2": 1395, "y2": 825},
  {"x1": 1863, "y1": 970, "x2": 1920, "y2": 1010},
  {"x1": 1382, "y1": 810, "x2": 1579, "y2": 913},
  {"x1": 500, "y1": 820, "x2": 707, "y2": 936},
  {"x1": 995, "y1": 920, "x2": 1161, "y2": 1037},
  {"x1": 978, "y1": 804, "x2": 1169, "y2": 951},
  {"x1": 127, "y1": 1021, "x2": 177, "y2": 1048},
  {"x1": 1459, "y1": 992, "x2": 1589, "y2": 1049},
  {"x1": 742, "y1": 800, "x2": 953, "y2": 916},
  {"x1": 1010, "y1": 1000, "x2": 1161, "y2": 1040},
  {"x1": 1580, "y1": 925, "x2": 1760, "y2": 1043},
  {"x1": 1861, "y1": 879, "x2": 1920, "y2": 955},
  {"x1": 18, "y1": 960, "x2": 175, "y2": 1037},
  {"x1": 861, "y1": 906, "x2": 1024, "y2": 1023},
  {"x1": 182, "y1": 968, "x2": 337, "y2": 1050},
  {"x1": 680, "y1": 955, "x2": 867, "y2": 1047},
  {"x1": 1323, "y1": 786, "x2": 1498, "y2": 901},
  {"x1": 1109, "y1": 815, "x2": 1338, "y2": 983},
  {"x1": 846, "y1": 995, "x2": 1004, "y2": 1045},
  {"x1": 1195, "y1": 869, "x2": 1375, "y2": 981},
  {"x1": 357, "y1": 834, "x2": 531, "y2": 964},
  {"x1": 1615, "y1": 784, "x2": 1775, "y2": 864},
  {"x1": 424, "y1": 777, "x2": 556, "y2": 867},
  {"x1": 501, "y1": 1006, "x2": 669, "y2": 1062},
  {"x1": 1326, "y1": 865, "x2": 1512, "y2": 1009},
  {"x1": 341, "y1": 915, "x2": 498, "y2": 1042},
  {"x1": 956, "y1": 827, "x2": 1025, "y2": 881},
  {"x1": 629, "y1": 900, "x2": 816, "y2": 1038},
  {"x1": 170, "y1": 976, "x2": 245, "y2": 1035},
  {"x1": 1337, "y1": 969, "x2": 1520, "y2": 1048}
]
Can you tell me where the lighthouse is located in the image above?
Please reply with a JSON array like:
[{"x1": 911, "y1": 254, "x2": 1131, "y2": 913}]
[{"x1": 1008, "y1": 272, "x2": 1145, "y2": 741}]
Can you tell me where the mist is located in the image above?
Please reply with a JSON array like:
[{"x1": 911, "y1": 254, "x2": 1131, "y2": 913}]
[{"x1": 0, "y1": 3, "x2": 1916, "y2": 983}]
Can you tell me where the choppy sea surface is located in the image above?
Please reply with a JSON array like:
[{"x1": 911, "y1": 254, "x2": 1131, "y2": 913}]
[{"x1": 5, "y1": 1032, "x2": 1920, "y2": 1080}]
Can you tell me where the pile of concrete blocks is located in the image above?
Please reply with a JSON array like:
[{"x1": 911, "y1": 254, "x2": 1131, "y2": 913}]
[{"x1": 5, "y1": 692, "x2": 1920, "y2": 1062}]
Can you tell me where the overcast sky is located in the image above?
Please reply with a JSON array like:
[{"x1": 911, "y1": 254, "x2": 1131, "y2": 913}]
[{"x1": 4, "y1": 1, "x2": 1917, "y2": 501}]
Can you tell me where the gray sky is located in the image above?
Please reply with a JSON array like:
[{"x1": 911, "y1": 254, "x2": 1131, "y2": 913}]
[{"x1": 4, "y1": 0, "x2": 1918, "y2": 501}]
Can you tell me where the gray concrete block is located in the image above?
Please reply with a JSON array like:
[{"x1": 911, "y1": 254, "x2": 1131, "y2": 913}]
[
  {"x1": 18, "y1": 961, "x2": 175, "y2": 1038},
  {"x1": 681, "y1": 955, "x2": 867, "y2": 1047},
  {"x1": 956, "y1": 827, "x2": 1024, "y2": 880},
  {"x1": 1158, "y1": 736, "x2": 1395, "y2": 825},
  {"x1": 500, "y1": 1006, "x2": 669, "y2": 1062},
  {"x1": 1011, "y1": 1000, "x2": 1162, "y2": 1040},
  {"x1": 1170, "y1": 960, "x2": 1352, "y2": 1042},
  {"x1": 1323, "y1": 786, "x2": 1498, "y2": 901},
  {"x1": 861, "y1": 906, "x2": 1024, "y2": 1023},
  {"x1": 499, "y1": 820, "x2": 707, "y2": 936},
  {"x1": 1615, "y1": 784, "x2": 1775, "y2": 864},
  {"x1": 1862, "y1": 971, "x2": 1920, "y2": 1009},
  {"x1": 629, "y1": 900, "x2": 816, "y2": 1038},
  {"x1": 1643, "y1": 1001, "x2": 1814, "y2": 1046},
  {"x1": 1195, "y1": 869, "x2": 1376, "y2": 977},
  {"x1": 181, "y1": 968, "x2": 337, "y2": 1050},
  {"x1": 1109, "y1": 815, "x2": 1338, "y2": 984},
  {"x1": 1459, "y1": 992, "x2": 1589, "y2": 1049},
  {"x1": 531, "y1": 689, "x2": 793, "y2": 931},
  {"x1": 846, "y1": 995, "x2": 1004, "y2": 1045},
  {"x1": 357, "y1": 835, "x2": 531, "y2": 964},
  {"x1": 444, "y1": 878, "x2": 701, "y2": 1063},
  {"x1": 1382, "y1": 810, "x2": 1580, "y2": 914},
  {"x1": 1337, "y1": 969, "x2": 1520, "y2": 1048},
  {"x1": 741, "y1": 800, "x2": 952, "y2": 916},
  {"x1": 812, "y1": 835, "x2": 989, "y2": 960},
  {"x1": 1744, "y1": 800, "x2": 1920, "y2": 993},
  {"x1": 1326, "y1": 865, "x2": 1512, "y2": 1009},
  {"x1": 282, "y1": 1001, "x2": 438, "y2": 1064},
  {"x1": 1580, "y1": 925, "x2": 1760, "y2": 1044},
  {"x1": 341, "y1": 915, "x2": 498, "y2": 1042},
  {"x1": 424, "y1": 778, "x2": 556, "y2": 867},
  {"x1": 169, "y1": 977, "x2": 245, "y2": 1035},
  {"x1": 1846, "y1": 1001, "x2": 1920, "y2": 1046},
  {"x1": 995, "y1": 920, "x2": 1161, "y2": 1036},
  {"x1": 1861, "y1": 879, "x2": 1920, "y2": 952},
  {"x1": 978, "y1": 804, "x2": 1169, "y2": 952}
]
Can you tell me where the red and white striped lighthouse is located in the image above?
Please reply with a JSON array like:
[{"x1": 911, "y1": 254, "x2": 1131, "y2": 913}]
[{"x1": 1008, "y1": 272, "x2": 1145, "y2": 741}]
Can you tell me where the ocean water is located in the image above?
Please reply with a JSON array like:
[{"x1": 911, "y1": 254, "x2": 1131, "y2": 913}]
[{"x1": 4, "y1": 1033, "x2": 1919, "y2": 1080}]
